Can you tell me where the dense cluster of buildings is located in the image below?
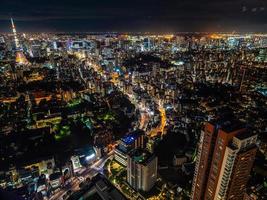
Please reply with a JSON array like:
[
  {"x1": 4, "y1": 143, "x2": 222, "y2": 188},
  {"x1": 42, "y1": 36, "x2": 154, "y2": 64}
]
[{"x1": 0, "y1": 18, "x2": 266, "y2": 200}]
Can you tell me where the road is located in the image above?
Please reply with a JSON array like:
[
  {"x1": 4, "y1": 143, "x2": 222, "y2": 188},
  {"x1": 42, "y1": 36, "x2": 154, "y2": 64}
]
[
  {"x1": 49, "y1": 57, "x2": 167, "y2": 200},
  {"x1": 81, "y1": 59, "x2": 151, "y2": 134},
  {"x1": 85, "y1": 58, "x2": 168, "y2": 137},
  {"x1": 49, "y1": 152, "x2": 114, "y2": 200},
  {"x1": 84, "y1": 59, "x2": 152, "y2": 132},
  {"x1": 148, "y1": 103, "x2": 167, "y2": 137}
]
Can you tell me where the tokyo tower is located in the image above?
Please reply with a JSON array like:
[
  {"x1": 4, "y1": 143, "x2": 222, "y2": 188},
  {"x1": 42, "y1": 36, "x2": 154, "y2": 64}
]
[{"x1": 11, "y1": 18, "x2": 29, "y2": 65}]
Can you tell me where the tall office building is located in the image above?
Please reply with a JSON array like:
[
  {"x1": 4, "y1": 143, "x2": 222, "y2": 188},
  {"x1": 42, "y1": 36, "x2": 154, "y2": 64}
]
[
  {"x1": 30, "y1": 44, "x2": 42, "y2": 58},
  {"x1": 143, "y1": 37, "x2": 152, "y2": 51},
  {"x1": 127, "y1": 149, "x2": 157, "y2": 192},
  {"x1": 114, "y1": 130, "x2": 145, "y2": 166},
  {"x1": 0, "y1": 36, "x2": 5, "y2": 44},
  {"x1": 191, "y1": 117, "x2": 257, "y2": 200}
]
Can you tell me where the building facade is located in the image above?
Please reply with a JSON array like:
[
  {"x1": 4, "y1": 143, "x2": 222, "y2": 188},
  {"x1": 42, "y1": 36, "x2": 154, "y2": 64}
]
[
  {"x1": 115, "y1": 130, "x2": 145, "y2": 166},
  {"x1": 191, "y1": 118, "x2": 257, "y2": 200},
  {"x1": 127, "y1": 149, "x2": 157, "y2": 192}
]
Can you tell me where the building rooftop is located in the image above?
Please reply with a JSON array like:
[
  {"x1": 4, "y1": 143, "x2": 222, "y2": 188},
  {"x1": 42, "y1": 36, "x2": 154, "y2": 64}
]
[
  {"x1": 234, "y1": 130, "x2": 257, "y2": 140},
  {"x1": 128, "y1": 149, "x2": 156, "y2": 165},
  {"x1": 210, "y1": 114, "x2": 246, "y2": 133},
  {"x1": 121, "y1": 129, "x2": 144, "y2": 145},
  {"x1": 256, "y1": 87, "x2": 267, "y2": 97},
  {"x1": 68, "y1": 173, "x2": 127, "y2": 200}
]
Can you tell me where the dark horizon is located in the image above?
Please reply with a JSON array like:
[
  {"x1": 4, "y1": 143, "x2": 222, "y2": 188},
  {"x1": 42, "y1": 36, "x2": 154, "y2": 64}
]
[{"x1": 1, "y1": 0, "x2": 267, "y2": 33}]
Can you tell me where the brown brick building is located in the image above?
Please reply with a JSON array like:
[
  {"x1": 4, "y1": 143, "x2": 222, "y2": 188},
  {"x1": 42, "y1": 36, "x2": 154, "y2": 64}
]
[{"x1": 191, "y1": 118, "x2": 257, "y2": 200}]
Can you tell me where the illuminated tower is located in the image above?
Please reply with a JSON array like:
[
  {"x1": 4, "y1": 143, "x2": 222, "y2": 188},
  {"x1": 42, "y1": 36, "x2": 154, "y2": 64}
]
[{"x1": 11, "y1": 18, "x2": 29, "y2": 65}]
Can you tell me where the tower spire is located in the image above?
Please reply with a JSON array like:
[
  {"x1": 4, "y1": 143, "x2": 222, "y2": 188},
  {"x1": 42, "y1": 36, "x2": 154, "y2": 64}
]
[
  {"x1": 10, "y1": 17, "x2": 29, "y2": 65},
  {"x1": 11, "y1": 18, "x2": 20, "y2": 49}
]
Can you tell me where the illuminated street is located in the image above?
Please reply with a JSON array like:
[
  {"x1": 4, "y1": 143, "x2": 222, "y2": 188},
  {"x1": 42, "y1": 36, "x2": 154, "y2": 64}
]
[{"x1": 50, "y1": 151, "x2": 114, "y2": 200}]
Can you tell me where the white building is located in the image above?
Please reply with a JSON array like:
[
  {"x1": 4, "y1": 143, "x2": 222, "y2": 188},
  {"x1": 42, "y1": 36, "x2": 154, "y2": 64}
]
[{"x1": 127, "y1": 149, "x2": 157, "y2": 192}]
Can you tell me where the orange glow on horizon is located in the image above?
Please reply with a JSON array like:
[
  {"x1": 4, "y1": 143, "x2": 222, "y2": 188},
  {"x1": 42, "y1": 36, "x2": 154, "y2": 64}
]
[{"x1": 209, "y1": 33, "x2": 223, "y2": 39}]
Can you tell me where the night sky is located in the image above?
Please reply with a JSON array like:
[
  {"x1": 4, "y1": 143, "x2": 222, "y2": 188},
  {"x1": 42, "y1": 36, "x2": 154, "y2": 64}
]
[{"x1": 1, "y1": 0, "x2": 267, "y2": 32}]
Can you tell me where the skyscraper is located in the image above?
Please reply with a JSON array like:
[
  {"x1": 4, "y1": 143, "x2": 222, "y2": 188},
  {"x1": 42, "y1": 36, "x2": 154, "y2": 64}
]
[
  {"x1": 143, "y1": 37, "x2": 152, "y2": 51},
  {"x1": 0, "y1": 36, "x2": 5, "y2": 44},
  {"x1": 30, "y1": 44, "x2": 42, "y2": 58},
  {"x1": 191, "y1": 117, "x2": 257, "y2": 200},
  {"x1": 127, "y1": 149, "x2": 157, "y2": 192},
  {"x1": 115, "y1": 130, "x2": 145, "y2": 166}
]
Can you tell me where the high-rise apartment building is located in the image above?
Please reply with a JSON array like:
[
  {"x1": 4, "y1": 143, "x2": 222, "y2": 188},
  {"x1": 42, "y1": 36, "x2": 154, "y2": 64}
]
[
  {"x1": 191, "y1": 118, "x2": 257, "y2": 200},
  {"x1": 127, "y1": 149, "x2": 157, "y2": 192}
]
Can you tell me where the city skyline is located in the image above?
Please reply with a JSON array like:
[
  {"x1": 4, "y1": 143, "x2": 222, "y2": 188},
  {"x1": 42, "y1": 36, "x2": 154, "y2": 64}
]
[{"x1": 0, "y1": 1, "x2": 266, "y2": 200}]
